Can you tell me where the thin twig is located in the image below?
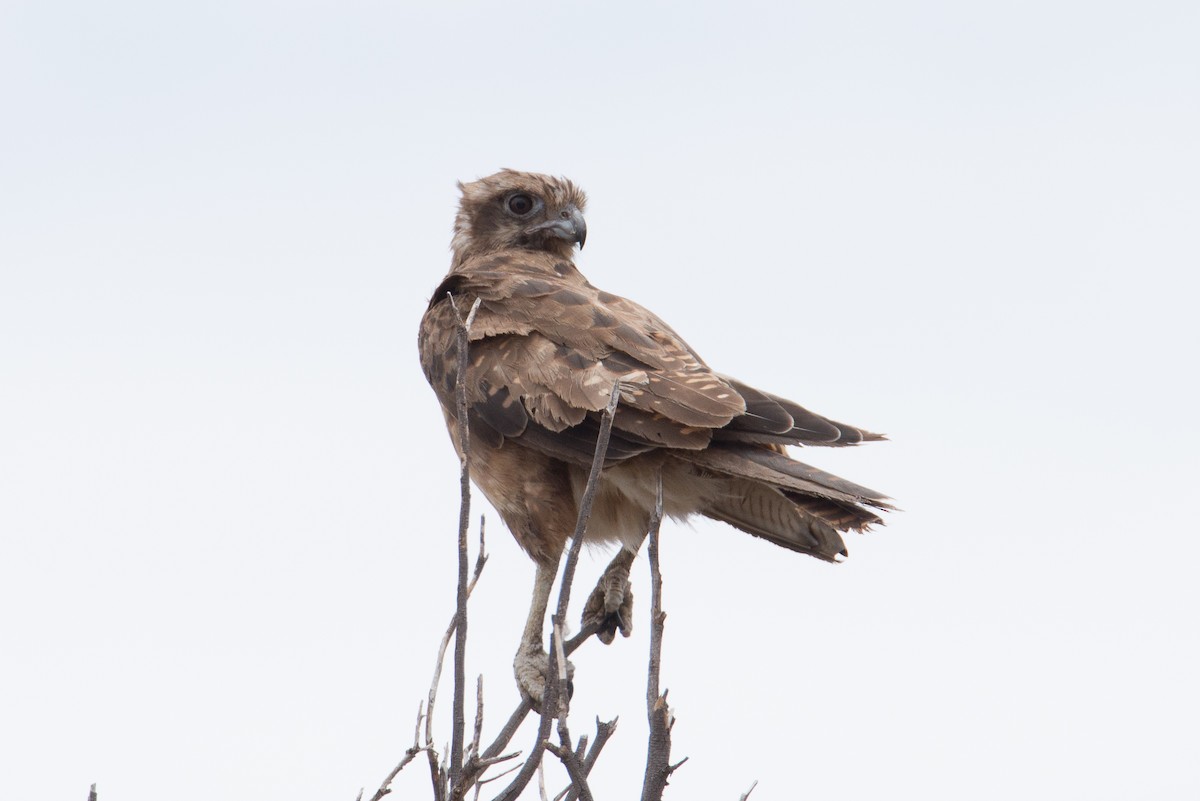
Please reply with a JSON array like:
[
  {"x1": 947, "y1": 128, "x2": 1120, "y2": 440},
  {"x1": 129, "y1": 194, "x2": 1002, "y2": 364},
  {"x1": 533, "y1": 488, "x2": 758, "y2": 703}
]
[
  {"x1": 425, "y1": 525, "x2": 488, "y2": 797},
  {"x1": 479, "y1": 700, "x2": 533, "y2": 761},
  {"x1": 738, "y1": 779, "x2": 759, "y2": 800},
  {"x1": 473, "y1": 616, "x2": 600, "y2": 772},
  {"x1": 645, "y1": 477, "x2": 665, "y2": 709},
  {"x1": 470, "y1": 674, "x2": 485, "y2": 764},
  {"x1": 366, "y1": 747, "x2": 425, "y2": 801},
  {"x1": 472, "y1": 751, "x2": 522, "y2": 769},
  {"x1": 536, "y1": 755, "x2": 550, "y2": 801},
  {"x1": 544, "y1": 742, "x2": 594, "y2": 801},
  {"x1": 572, "y1": 733, "x2": 588, "y2": 772},
  {"x1": 561, "y1": 717, "x2": 618, "y2": 801},
  {"x1": 364, "y1": 702, "x2": 428, "y2": 801},
  {"x1": 641, "y1": 475, "x2": 681, "y2": 801},
  {"x1": 477, "y1": 762, "x2": 523, "y2": 786},
  {"x1": 447, "y1": 294, "x2": 482, "y2": 791},
  {"x1": 563, "y1": 620, "x2": 603, "y2": 653},
  {"x1": 491, "y1": 381, "x2": 623, "y2": 801},
  {"x1": 425, "y1": 522, "x2": 488, "y2": 752},
  {"x1": 548, "y1": 618, "x2": 593, "y2": 801},
  {"x1": 581, "y1": 718, "x2": 618, "y2": 775},
  {"x1": 557, "y1": 382, "x2": 624, "y2": 624}
]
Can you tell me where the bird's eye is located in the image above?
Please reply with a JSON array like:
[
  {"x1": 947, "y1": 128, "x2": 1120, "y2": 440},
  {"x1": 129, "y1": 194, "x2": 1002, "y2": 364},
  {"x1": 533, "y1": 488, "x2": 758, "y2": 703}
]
[{"x1": 507, "y1": 193, "x2": 535, "y2": 216}]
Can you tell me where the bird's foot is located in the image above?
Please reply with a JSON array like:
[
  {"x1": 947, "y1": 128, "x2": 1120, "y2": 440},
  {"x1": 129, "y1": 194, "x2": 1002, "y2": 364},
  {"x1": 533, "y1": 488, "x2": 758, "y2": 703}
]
[
  {"x1": 514, "y1": 644, "x2": 574, "y2": 711},
  {"x1": 581, "y1": 563, "x2": 634, "y2": 645}
]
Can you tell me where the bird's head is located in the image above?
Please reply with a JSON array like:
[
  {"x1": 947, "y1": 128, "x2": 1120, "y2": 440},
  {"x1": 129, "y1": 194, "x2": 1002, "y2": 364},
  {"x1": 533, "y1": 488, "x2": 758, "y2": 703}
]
[{"x1": 451, "y1": 169, "x2": 588, "y2": 267}]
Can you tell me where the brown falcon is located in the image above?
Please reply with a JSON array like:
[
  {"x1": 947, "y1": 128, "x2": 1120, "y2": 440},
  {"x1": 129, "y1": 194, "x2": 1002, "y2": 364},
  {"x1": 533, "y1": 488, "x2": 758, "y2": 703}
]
[{"x1": 418, "y1": 170, "x2": 892, "y2": 706}]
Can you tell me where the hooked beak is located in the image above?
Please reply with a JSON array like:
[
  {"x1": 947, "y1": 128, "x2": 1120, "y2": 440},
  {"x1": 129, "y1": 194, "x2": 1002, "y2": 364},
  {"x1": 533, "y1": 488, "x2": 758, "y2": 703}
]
[{"x1": 524, "y1": 204, "x2": 587, "y2": 249}]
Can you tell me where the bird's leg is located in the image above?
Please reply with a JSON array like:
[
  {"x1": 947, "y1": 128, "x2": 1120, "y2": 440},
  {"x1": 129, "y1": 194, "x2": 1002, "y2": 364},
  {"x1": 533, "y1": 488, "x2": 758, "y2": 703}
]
[
  {"x1": 513, "y1": 559, "x2": 573, "y2": 709},
  {"x1": 581, "y1": 536, "x2": 644, "y2": 644}
]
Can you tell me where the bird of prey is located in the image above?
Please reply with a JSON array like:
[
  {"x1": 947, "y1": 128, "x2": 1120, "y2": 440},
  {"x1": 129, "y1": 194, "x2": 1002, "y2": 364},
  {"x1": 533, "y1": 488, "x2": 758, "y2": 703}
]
[{"x1": 418, "y1": 169, "x2": 892, "y2": 706}]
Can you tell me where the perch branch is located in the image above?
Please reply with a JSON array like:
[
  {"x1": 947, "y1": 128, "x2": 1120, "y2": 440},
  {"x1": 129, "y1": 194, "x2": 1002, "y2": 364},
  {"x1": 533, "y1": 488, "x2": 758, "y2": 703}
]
[
  {"x1": 490, "y1": 380, "x2": 623, "y2": 801},
  {"x1": 640, "y1": 475, "x2": 684, "y2": 801},
  {"x1": 447, "y1": 294, "x2": 482, "y2": 790},
  {"x1": 472, "y1": 612, "x2": 601, "y2": 778}
]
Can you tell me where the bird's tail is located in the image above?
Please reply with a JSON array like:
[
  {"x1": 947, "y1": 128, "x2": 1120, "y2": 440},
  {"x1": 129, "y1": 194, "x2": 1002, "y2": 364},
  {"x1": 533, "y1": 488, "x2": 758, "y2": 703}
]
[{"x1": 674, "y1": 444, "x2": 893, "y2": 561}]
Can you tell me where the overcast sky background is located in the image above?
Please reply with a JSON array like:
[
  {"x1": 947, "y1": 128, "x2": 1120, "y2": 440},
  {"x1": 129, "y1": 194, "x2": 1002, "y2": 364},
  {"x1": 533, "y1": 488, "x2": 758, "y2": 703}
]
[{"x1": 2, "y1": 1, "x2": 1198, "y2": 799}]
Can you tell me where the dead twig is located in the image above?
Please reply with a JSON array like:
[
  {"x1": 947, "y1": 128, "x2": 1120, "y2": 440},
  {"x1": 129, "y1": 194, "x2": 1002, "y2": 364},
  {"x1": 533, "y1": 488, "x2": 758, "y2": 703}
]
[
  {"x1": 424, "y1": 514, "x2": 488, "y2": 800},
  {"x1": 447, "y1": 294, "x2": 482, "y2": 791},
  {"x1": 472, "y1": 751, "x2": 522, "y2": 769},
  {"x1": 381, "y1": 368, "x2": 637, "y2": 801},
  {"x1": 546, "y1": 619, "x2": 593, "y2": 801},
  {"x1": 544, "y1": 741, "x2": 594, "y2": 801},
  {"x1": 476, "y1": 761, "x2": 523, "y2": 786},
  {"x1": 640, "y1": 475, "x2": 684, "y2": 801},
  {"x1": 477, "y1": 700, "x2": 533, "y2": 762},
  {"x1": 365, "y1": 702, "x2": 428, "y2": 801},
  {"x1": 536, "y1": 754, "x2": 550, "y2": 801},
  {"x1": 558, "y1": 717, "x2": 618, "y2": 801},
  {"x1": 491, "y1": 381, "x2": 623, "y2": 801},
  {"x1": 467, "y1": 674, "x2": 485, "y2": 764}
]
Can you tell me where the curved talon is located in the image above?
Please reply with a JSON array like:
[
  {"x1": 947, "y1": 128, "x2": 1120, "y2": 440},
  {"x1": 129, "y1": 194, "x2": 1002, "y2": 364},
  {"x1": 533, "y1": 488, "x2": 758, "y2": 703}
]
[
  {"x1": 514, "y1": 646, "x2": 575, "y2": 710},
  {"x1": 581, "y1": 571, "x2": 634, "y2": 645}
]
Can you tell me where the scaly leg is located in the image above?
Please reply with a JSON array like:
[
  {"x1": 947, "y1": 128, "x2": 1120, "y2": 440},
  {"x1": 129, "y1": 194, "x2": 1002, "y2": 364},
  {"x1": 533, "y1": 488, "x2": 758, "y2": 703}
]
[
  {"x1": 581, "y1": 538, "x2": 643, "y2": 644},
  {"x1": 513, "y1": 559, "x2": 573, "y2": 708}
]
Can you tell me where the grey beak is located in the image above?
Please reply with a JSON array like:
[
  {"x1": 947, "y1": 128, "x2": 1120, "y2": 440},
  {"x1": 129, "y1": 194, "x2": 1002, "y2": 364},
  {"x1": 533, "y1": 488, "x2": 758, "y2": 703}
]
[{"x1": 525, "y1": 204, "x2": 587, "y2": 249}]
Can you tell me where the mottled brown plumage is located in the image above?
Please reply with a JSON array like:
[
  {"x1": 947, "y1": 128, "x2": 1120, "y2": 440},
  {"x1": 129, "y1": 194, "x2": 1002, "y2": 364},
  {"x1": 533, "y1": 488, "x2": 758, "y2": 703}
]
[{"x1": 418, "y1": 169, "x2": 892, "y2": 703}]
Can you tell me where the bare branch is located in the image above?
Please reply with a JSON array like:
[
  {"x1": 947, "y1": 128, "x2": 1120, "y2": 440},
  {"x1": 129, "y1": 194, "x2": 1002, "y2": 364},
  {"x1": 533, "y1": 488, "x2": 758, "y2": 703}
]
[
  {"x1": 366, "y1": 745, "x2": 426, "y2": 801},
  {"x1": 641, "y1": 475, "x2": 683, "y2": 801},
  {"x1": 536, "y1": 755, "x2": 550, "y2": 801},
  {"x1": 573, "y1": 734, "x2": 588, "y2": 763},
  {"x1": 400, "y1": 372, "x2": 633, "y2": 801},
  {"x1": 473, "y1": 751, "x2": 522, "y2": 769},
  {"x1": 559, "y1": 381, "x2": 624, "y2": 621},
  {"x1": 544, "y1": 742, "x2": 594, "y2": 801},
  {"x1": 474, "y1": 616, "x2": 605, "y2": 767},
  {"x1": 491, "y1": 381, "x2": 623, "y2": 801},
  {"x1": 560, "y1": 717, "x2": 618, "y2": 801},
  {"x1": 478, "y1": 700, "x2": 534, "y2": 761},
  {"x1": 738, "y1": 780, "x2": 759, "y2": 800},
  {"x1": 582, "y1": 717, "x2": 618, "y2": 775},
  {"x1": 363, "y1": 701, "x2": 428, "y2": 801},
  {"x1": 423, "y1": 515, "x2": 488, "y2": 797},
  {"x1": 476, "y1": 761, "x2": 523, "y2": 786},
  {"x1": 547, "y1": 629, "x2": 592, "y2": 801},
  {"x1": 562, "y1": 620, "x2": 603, "y2": 653},
  {"x1": 447, "y1": 294, "x2": 482, "y2": 790},
  {"x1": 645, "y1": 477, "x2": 665, "y2": 707},
  {"x1": 470, "y1": 674, "x2": 485, "y2": 765}
]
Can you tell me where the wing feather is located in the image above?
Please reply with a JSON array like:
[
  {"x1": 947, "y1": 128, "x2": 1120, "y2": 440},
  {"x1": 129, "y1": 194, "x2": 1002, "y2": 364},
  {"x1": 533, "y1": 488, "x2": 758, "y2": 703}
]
[{"x1": 418, "y1": 251, "x2": 885, "y2": 476}]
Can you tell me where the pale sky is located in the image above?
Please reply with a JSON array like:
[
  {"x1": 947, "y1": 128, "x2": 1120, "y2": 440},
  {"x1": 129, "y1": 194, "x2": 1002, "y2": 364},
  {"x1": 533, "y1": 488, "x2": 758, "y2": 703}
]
[{"x1": 2, "y1": 2, "x2": 1198, "y2": 799}]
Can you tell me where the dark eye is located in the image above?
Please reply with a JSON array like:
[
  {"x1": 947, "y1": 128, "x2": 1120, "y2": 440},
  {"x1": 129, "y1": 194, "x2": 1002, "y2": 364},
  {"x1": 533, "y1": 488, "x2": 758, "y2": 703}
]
[{"x1": 507, "y1": 193, "x2": 534, "y2": 216}]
